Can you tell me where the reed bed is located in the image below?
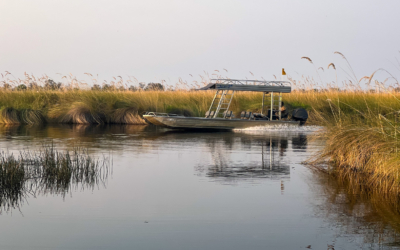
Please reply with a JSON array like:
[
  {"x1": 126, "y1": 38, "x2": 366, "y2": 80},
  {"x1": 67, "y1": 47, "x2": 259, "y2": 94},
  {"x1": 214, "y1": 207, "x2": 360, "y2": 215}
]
[
  {"x1": 0, "y1": 145, "x2": 110, "y2": 213},
  {"x1": 1, "y1": 68, "x2": 397, "y2": 125},
  {"x1": 2, "y1": 88, "x2": 400, "y2": 125},
  {"x1": 2, "y1": 52, "x2": 400, "y2": 200},
  {"x1": 2, "y1": 86, "x2": 400, "y2": 200},
  {"x1": 305, "y1": 90, "x2": 400, "y2": 200}
]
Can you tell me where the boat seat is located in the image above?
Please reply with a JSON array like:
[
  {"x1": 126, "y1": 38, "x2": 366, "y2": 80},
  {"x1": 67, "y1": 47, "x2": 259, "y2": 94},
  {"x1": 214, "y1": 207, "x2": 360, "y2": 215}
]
[
  {"x1": 205, "y1": 111, "x2": 216, "y2": 118},
  {"x1": 240, "y1": 111, "x2": 246, "y2": 119},
  {"x1": 241, "y1": 111, "x2": 256, "y2": 120},
  {"x1": 223, "y1": 110, "x2": 233, "y2": 119},
  {"x1": 245, "y1": 112, "x2": 252, "y2": 119}
]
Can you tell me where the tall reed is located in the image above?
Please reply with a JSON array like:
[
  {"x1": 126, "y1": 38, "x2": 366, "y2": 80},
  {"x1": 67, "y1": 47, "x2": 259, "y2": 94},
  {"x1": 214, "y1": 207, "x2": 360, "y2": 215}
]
[
  {"x1": 309, "y1": 90, "x2": 400, "y2": 198},
  {"x1": 3, "y1": 63, "x2": 400, "y2": 199},
  {"x1": 1, "y1": 87, "x2": 400, "y2": 125}
]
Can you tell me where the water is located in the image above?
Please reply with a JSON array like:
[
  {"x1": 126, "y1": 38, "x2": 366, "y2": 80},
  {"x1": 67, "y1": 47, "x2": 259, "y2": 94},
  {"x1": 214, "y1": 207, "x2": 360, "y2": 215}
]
[{"x1": 0, "y1": 124, "x2": 399, "y2": 250}]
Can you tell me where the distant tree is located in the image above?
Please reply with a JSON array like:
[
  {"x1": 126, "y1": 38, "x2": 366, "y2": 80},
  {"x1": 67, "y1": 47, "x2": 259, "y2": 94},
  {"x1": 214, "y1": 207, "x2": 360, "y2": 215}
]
[
  {"x1": 145, "y1": 82, "x2": 164, "y2": 91},
  {"x1": 44, "y1": 79, "x2": 62, "y2": 90},
  {"x1": 128, "y1": 85, "x2": 138, "y2": 92},
  {"x1": 138, "y1": 82, "x2": 146, "y2": 90},
  {"x1": 2, "y1": 83, "x2": 11, "y2": 90},
  {"x1": 28, "y1": 82, "x2": 39, "y2": 90},
  {"x1": 16, "y1": 84, "x2": 27, "y2": 91},
  {"x1": 102, "y1": 84, "x2": 115, "y2": 91},
  {"x1": 91, "y1": 84, "x2": 101, "y2": 91},
  {"x1": 329, "y1": 88, "x2": 340, "y2": 92}
]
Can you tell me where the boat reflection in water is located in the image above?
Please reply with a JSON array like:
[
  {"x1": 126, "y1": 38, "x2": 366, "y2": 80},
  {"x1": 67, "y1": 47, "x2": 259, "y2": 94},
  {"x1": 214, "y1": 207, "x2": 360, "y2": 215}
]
[
  {"x1": 194, "y1": 131, "x2": 308, "y2": 184},
  {"x1": 3, "y1": 124, "x2": 400, "y2": 248},
  {"x1": 0, "y1": 124, "x2": 308, "y2": 184}
]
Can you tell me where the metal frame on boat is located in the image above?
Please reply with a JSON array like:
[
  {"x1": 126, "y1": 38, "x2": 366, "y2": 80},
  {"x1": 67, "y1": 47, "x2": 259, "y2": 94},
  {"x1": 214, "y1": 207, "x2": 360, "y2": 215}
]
[{"x1": 143, "y1": 78, "x2": 307, "y2": 130}]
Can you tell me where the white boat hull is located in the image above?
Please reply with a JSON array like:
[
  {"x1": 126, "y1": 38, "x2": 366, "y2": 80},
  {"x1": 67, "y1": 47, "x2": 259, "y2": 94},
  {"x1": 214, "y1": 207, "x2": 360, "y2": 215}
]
[{"x1": 143, "y1": 115, "x2": 300, "y2": 130}]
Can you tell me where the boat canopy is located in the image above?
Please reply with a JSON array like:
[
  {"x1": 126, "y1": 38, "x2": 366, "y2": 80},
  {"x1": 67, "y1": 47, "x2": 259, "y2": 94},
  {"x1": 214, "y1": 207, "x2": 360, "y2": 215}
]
[{"x1": 199, "y1": 79, "x2": 291, "y2": 93}]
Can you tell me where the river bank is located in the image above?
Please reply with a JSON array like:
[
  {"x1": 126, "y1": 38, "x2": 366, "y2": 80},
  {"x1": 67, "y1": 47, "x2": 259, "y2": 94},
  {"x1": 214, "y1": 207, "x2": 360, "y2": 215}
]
[
  {"x1": 1, "y1": 89, "x2": 399, "y2": 124},
  {"x1": 1, "y1": 88, "x2": 400, "y2": 199}
]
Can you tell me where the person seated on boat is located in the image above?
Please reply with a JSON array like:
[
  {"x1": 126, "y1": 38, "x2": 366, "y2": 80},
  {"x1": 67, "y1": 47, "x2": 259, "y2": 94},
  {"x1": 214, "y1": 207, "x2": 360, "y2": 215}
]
[
  {"x1": 273, "y1": 102, "x2": 288, "y2": 119},
  {"x1": 280, "y1": 102, "x2": 286, "y2": 113},
  {"x1": 280, "y1": 102, "x2": 289, "y2": 119}
]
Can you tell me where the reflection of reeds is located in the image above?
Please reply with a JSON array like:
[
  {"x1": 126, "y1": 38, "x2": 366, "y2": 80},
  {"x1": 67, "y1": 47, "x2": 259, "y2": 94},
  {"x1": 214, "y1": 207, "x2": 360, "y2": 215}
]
[
  {"x1": 0, "y1": 145, "x2": 110, "y2": 213},
  {"x1": 310, "y1": 169, "x2": 400, "y2": 247},
  {"x1": 0, "y1": 154, "x2": 25, "y2": 212}
]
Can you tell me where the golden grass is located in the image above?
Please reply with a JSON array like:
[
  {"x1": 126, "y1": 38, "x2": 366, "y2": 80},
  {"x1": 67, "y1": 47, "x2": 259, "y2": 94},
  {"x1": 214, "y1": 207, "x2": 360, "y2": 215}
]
[
  {"x1": 0, "y1": 107, "x2": 20, "y2": 124},
  {"x1": 58, "y1": 102, "x2": 104, "y2": 124},
  {"x1": 3, "y1": 68, "x2": 400, "y2": 199},
  {"x1": 112, "y1": 107, "x2": 147, "y2": 124},
  {"x1": 308, "y1": 90, "x2": 400, "y2": 198},
  {"x1": 1, "y1": 88, "x2": 400, "y2": 125},
  {"x1": 20, "y1": 109, "x2": 45, "y2": 125}
]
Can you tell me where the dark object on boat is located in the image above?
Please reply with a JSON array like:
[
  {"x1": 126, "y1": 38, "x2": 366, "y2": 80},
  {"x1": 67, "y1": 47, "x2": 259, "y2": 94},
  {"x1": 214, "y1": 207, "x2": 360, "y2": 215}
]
[
  {"x1": 291, "y1": 108, "x2": 308, "y2": 125},
  {"x1": 253, "y1": 113, "x2": 268, "y2": 120},
  {"x1": 167, "y1": 108, "x2": 193, "y2": 117}
]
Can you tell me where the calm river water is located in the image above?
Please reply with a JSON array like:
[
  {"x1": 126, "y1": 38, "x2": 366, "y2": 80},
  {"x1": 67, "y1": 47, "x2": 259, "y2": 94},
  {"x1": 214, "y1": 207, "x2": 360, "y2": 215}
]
[{"x1": 0, "y1": 124, "x2": 400, "y2": 250}]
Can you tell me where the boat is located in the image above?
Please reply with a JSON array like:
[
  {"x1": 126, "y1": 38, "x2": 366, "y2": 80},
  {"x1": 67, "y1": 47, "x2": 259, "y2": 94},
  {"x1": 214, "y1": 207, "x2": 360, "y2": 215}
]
[{"x1": 143, "y1": 76, "x2": 308, "y2": 130}]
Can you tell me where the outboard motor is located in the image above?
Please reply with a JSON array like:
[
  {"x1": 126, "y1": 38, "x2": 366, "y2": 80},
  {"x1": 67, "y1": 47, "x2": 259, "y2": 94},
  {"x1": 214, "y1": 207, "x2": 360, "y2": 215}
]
[{"x1": 291, "y1": 108, "x2": 308, "y2": 125}]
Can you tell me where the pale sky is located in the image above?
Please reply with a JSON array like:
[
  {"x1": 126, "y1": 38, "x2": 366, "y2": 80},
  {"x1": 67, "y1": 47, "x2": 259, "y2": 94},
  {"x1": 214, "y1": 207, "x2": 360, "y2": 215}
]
[{"x1": 1, "y1": 0, "x2": 400, "y2": 87}]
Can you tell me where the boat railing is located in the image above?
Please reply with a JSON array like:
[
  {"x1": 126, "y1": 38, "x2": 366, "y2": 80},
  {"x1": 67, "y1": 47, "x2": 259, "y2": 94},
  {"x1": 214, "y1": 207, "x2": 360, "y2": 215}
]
[
  {"x1": 210, "y1": 79, "x2": 291, "y2": 87},
  {"x1": 143, "y1": 112, "x2": 180, "y2": 117},
  {"x1": 199, "y1": 79, "x2": 291, "y2": 93}
]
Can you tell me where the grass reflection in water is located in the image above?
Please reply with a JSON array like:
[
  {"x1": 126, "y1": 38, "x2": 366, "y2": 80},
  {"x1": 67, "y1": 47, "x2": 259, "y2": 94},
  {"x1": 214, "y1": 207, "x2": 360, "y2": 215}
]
[
  {"x1": 310, "y1": 169, "x2": 400, "y2": 248},
  {"x1": 0, "y1": 145, "x2": 111, "y2": 213}
]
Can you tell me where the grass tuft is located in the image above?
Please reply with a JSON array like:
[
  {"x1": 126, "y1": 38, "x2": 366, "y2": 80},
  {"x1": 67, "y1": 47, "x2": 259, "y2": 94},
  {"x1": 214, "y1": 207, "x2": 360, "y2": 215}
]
[
  {"x1": 0, "y1": 107, "x2": 20, "y2": 124},
  {"x1": 112, "y1": 107, "x2": 147, "y2": 124},
  {"x1": 20, "y1": 109, "x2": 46, "y2": 125},
  {"x1": 58, "y1": 102, "x2": 104, "y2": 124}
]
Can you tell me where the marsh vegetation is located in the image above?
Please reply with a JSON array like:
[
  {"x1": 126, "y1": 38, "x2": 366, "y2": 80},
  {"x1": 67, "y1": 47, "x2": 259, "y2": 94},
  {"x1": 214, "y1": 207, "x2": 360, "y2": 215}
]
[
  {"x1": 2, "y1": 52, "x2": 400, "y2": 203},
  {"x1": 0, "y1": 144, "x2": 110, "y2": 213}
]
